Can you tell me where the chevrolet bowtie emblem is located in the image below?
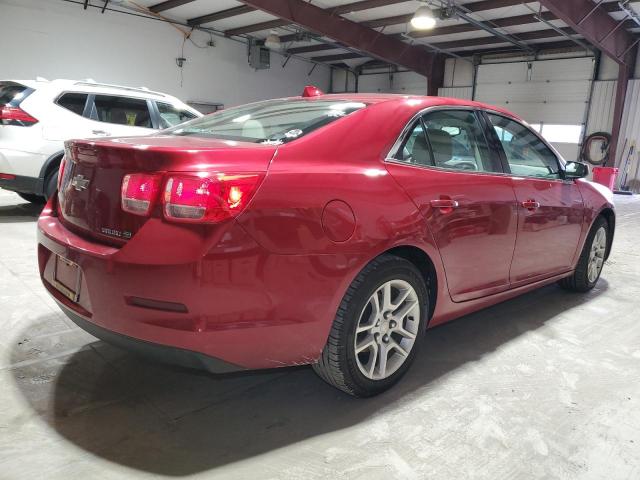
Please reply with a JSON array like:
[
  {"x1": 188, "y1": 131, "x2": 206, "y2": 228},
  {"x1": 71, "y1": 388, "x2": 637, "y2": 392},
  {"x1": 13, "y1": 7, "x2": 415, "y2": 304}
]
[{"x1": 71, "y1": 174, "x2": 90, "y2": 191}]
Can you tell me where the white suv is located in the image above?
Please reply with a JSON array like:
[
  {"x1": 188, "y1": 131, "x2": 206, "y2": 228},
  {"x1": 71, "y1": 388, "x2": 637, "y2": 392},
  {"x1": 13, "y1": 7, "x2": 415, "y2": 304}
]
[{"x1": 0, "y1": 79, "x2": 202, "y2": 203}]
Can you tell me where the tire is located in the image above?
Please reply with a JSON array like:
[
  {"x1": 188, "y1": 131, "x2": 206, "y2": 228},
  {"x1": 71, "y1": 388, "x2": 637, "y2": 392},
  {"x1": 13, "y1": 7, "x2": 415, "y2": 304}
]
[
  {"x1": 44, "y1": 170, "x2": 58, "y2": 200},
  {"x1": 17, "y1": 192, "x2": 45, "y2": 204},
  {"x1": 313, "y1": 254, "x2": 428, "y2": 397},
  {"x1": 559, "y1": 216, "x2": 608, "y2": 292}
]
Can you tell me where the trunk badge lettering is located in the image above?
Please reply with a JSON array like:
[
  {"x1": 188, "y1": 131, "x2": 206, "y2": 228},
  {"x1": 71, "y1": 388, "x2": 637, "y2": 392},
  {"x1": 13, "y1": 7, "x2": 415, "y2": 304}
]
[{"x1": 71, "y1": 174, "x2": 90, "y2": 191}]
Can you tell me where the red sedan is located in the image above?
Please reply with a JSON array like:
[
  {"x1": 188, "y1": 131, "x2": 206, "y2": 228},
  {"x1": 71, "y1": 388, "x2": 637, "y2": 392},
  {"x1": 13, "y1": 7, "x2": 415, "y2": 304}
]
[{"x1": 37, "y1": 88, "x2": 615, "y2": 397}]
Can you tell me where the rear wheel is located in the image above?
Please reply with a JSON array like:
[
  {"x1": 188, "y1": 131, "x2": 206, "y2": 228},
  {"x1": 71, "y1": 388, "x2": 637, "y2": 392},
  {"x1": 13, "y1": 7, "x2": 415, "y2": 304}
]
[
  {"x1": 17, "y1": 192, "x2": 45, "y2": 204},
  {"x1": 44, "y1": 170, "x2": 58, "y2": 200},
  {"x1": 559, "y1": 216, "x2": 608, "y2": 292},
  {"x1": 313, "y1": 254, "x2": 428, "y2": 397}
]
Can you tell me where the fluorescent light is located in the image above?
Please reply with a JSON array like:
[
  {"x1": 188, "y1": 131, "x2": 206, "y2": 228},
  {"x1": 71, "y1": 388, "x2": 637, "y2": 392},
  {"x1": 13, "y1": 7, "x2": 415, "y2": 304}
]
[{"x1": 411, "y1": 5, "x2": 436, "y2": 30}]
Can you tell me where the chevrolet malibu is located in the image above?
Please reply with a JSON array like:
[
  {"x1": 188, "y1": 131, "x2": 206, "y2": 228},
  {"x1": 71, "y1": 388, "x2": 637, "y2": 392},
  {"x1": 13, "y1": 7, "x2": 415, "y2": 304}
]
[{"x1": 37, "y1": 88, "x2": 615, "y2": 397}]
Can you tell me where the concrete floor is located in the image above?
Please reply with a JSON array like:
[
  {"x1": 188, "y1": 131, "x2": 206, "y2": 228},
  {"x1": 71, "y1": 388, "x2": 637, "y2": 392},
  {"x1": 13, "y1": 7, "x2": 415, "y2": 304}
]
[{"x1": 0, "y1": 189, "x2": 639, "y2": 480}]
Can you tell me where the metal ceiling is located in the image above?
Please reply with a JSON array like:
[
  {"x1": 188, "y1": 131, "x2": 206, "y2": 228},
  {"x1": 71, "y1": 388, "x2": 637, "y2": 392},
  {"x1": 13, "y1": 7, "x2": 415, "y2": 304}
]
[{"x1": 133, "y1": 0, "x2": 640, "y2": 72}]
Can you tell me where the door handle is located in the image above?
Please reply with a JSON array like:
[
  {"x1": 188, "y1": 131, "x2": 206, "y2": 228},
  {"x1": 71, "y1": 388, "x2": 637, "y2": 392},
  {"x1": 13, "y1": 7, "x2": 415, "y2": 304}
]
[
  {"x1": 430, "y1": 198, "x2": 459, "y2": 213},
  {"x1": 91, "y1": 130, "x2": 110, "y2": 136},
  {"x1": 521, "y1": 199, "x2": 540, "y2": 210}
]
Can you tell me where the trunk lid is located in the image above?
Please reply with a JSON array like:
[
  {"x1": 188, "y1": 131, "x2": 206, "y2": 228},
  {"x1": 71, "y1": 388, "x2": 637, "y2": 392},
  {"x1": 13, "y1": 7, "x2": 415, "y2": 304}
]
[{"x1": 58, "y1": 135, "x2": 276, "y2": 245}]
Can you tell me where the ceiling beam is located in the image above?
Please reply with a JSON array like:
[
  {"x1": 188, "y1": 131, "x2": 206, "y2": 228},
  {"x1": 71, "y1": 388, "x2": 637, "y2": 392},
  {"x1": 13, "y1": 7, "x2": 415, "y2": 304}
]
[
  {"x1": 449, "y1": 39, "x2": 587, "y2": 56},
  {"x1": 357, "y1": 39, "x2": 589, "y2": 68},
  {"x1": 312, "y1": 27, "x2": 577, "y2": 61},
  {"x1": 237, "y1": 0, "x2": 437, "y2": 76},
  {"x1": 538, "y1": 0, "x2": 638, "y2": 65},
  {"x1": 148, "y1": 0, "x2": 195, "y2": 13},
  {"x1": 288, "y1": 11, "x2": 559, "y2": 55},
  {"x1": 429, "y1": 27, "x2": 575, "y2": 50},
  {"x1": 187, "y1": 5, "x2": 256, "y2": 26},
  {"x1": 225, "y1": 0, "x2": 409, "y2": 36}
]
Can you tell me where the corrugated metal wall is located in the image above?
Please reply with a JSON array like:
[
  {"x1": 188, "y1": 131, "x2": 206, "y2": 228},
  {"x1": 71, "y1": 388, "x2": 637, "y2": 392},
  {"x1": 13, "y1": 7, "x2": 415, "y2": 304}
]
[
  {"x1": 437, "y1": 86, "x2": 473, "y2": 99},
  {"x1": 615, "y1": 80, "x2": 640, "y2": 192},
  {"x1": 586, "y1": 80, "x2": 617, "y2": 135}
]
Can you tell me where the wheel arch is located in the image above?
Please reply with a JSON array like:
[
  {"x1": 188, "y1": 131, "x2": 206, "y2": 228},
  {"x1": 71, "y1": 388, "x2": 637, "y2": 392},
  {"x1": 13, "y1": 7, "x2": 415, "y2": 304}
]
[
  {"x1": 598, "y1": 207, "x2": 615, "y2": 260},
  {"x1": 36, "y1": 150, "x2": 64, "y2": 195},
  {"x1": 380, "y1": 245, "x2": 438, "y2": 324}
]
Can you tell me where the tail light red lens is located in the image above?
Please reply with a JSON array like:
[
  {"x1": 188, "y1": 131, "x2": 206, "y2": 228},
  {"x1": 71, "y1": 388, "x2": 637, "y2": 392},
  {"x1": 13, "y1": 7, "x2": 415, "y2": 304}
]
[
  {"x1": 0, "y1": 106, "x2": 38, "y2": 126},
  {"x1": 163, "y1": 173, "x2": 263, "y2": 223},
  {"x1": 121, "y1": 173, "x2": 162, "y2": 216}
]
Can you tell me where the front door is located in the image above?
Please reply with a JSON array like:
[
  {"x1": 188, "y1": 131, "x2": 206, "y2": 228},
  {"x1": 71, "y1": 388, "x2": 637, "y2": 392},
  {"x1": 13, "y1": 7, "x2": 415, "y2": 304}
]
[
  {"x1": 386, "y1": 109, "x2": 518, "y2": 302},
  {"x1": 485, "y1": 113, "x2": 584, "y2": 284}
]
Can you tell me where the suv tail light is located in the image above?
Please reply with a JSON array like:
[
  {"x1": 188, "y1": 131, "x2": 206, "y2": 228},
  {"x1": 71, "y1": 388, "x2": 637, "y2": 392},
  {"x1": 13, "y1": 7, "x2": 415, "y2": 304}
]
[
  {"x1": 0, "y1": 106, "x2": 38, "y2": 126},
  {"x1": 163, "y1": 173, "x2": 263, "y2": 223},
  {"x1": 121, "y1": 173, "x2": 162, "y2": 216}
]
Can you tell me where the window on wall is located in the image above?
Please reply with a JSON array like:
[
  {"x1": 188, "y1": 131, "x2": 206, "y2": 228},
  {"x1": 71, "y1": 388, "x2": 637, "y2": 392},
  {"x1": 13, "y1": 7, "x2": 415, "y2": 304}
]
[
  {"x1": 537, "y1": 124, "x2": 583, "y2": 144},
  {"x1": 526, "y1": 123, "x2": 582, "y2": 144}
]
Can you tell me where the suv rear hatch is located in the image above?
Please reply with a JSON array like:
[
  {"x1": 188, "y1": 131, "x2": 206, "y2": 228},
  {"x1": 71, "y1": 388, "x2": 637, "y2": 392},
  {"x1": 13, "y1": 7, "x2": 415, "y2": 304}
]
[{"x1": 58, "y1": 135, "x2": 276, "y2": 245}]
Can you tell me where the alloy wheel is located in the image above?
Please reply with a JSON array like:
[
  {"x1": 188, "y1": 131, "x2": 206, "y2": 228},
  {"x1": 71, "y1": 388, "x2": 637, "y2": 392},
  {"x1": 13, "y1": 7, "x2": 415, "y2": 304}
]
[
  {"x1": 588, "y1": 226, "x2": 607, "y2": 283},
  {"x1": 354, "y1": 279, "x2": 420, "y2": 380}
]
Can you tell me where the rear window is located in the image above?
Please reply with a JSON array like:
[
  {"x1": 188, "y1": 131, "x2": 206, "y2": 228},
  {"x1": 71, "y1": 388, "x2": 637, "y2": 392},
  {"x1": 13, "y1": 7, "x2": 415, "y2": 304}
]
[
  {"x1": 167, "y1": 99, "x2": 367, "y2": 144},
  {"x1": 56, "y1": 92, "x2": 88, "y2": 116},
  {"x1": 0, "y1": 82, "x2": 32, "y2": 107}
]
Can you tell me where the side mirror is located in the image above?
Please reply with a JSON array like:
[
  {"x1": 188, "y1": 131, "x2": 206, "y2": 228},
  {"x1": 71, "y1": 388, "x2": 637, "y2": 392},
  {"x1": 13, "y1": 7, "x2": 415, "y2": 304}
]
[{"x1": 564, "y1": 161, "x2": 589, "y2": 180}]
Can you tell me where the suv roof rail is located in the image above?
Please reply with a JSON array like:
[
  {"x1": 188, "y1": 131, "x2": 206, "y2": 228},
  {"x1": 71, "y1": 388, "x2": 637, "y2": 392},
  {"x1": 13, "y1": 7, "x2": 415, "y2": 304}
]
[
  {"x1": 72, "y1": 81, "x2": 167, "y2": 97},
  {"x1": 36, "y1": 76, "x2": 50, "y2": 82}
]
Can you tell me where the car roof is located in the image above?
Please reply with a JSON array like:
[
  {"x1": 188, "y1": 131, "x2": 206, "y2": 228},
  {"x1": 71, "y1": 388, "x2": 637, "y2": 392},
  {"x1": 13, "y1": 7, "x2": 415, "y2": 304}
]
[{"x1": 289, "y1": 93, "x2": 522, "y2": 121}]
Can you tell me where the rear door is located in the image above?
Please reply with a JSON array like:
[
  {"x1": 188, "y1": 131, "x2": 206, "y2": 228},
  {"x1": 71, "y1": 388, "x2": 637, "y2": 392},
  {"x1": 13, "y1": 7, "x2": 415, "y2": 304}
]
[
  {"x1": 484, "y1": 112, "x2": 584, "y2": 284},
  {"x1": 85, "y1": 94, "x2": 155, "y2": 137},
  {"x1": 386, "y1": 108, "x2": 518, "y2": 302}
]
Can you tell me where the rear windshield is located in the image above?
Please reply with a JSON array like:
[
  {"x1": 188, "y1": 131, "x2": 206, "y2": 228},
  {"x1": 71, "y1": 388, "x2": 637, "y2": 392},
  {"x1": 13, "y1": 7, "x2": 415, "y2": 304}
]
[
  {"x1": 166, "y1": 99, "x2": 366, "y2": 144},
  {"x1": 0, "y1": 82, "x2": 32, "y2": 107}
]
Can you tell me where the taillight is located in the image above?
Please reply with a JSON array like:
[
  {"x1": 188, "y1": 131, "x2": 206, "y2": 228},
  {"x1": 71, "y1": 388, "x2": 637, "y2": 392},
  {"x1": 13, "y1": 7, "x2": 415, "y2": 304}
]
[
  {"x1": 163, "y1": 173, "x2": 263, "y2": 223},
  {"x1": 121, "y1": 173, "x2": 162, "y2": 216},
  {"x1": 0, "y1": 106, "x2": 38, "y2": 126}
]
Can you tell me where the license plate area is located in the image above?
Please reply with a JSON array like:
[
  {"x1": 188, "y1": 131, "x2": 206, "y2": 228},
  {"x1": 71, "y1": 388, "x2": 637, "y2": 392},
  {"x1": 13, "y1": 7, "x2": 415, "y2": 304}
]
[{"x1": 53, "y1": 255, "x2": 81, "y2": 303}]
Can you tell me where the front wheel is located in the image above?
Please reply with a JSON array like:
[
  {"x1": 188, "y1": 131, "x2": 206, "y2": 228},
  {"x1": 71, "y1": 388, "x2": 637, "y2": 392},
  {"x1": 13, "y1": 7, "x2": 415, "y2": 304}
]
[
  {"x1": 313, "y1": 254, "x2": 428, "y2": 397},
  {"x1": 560, "y1": 216, "x2": 608, "y2": 292}
]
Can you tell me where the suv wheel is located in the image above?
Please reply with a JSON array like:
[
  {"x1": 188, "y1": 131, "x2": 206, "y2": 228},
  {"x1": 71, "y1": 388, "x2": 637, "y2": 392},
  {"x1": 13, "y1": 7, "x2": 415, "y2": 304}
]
[
  {"x1": 44, "y1": 170, "x2": 58, "y2": 200},
  {"x1": 17, "y1": 192, "x2": 45, "y2": 204},
  {"x1": 313, "y1": 254, "x2": 428, "y2": 397}
]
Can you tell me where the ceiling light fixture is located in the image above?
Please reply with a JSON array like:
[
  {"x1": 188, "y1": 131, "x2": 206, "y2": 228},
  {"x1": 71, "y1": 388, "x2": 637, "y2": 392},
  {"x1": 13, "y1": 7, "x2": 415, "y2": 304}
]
[
  {"x1": 411, "y1": 5, "x2": 437, "y2": 30},
  {"x1": 264, "y1": 31, "x2": 281, "y2": 50}
]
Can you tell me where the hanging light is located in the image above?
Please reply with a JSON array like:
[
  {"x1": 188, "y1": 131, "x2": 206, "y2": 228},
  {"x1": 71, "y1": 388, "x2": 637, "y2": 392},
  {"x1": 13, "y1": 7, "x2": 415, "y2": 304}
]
[
  {"x1": 410, "y1": 5, "x2": 437, "y2": 30},
  {"x1": 264, "y1": 31, "x2": 281, "y2": 50}
]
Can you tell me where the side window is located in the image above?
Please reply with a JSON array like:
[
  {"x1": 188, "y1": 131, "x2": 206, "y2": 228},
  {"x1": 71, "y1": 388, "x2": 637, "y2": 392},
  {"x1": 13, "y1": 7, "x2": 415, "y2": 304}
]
[
  {"x1": 157, "y1": 102, "x2": 197, "y2": 129},
  {"x1": 422, "y1": 110, "x2": 497, "y2": 173},
  {"x1": 393, "y1": 121, "x2": 434, "y2": 167},
  {"x1": 93, "y1": 95, "x2": 152, "y2": 128},
  {"x1": 56, "y1": 93, "x2": 88, "y2": 116},
  {"x1": 488, "y1": 114, "x2": 560, "y2": 179}
]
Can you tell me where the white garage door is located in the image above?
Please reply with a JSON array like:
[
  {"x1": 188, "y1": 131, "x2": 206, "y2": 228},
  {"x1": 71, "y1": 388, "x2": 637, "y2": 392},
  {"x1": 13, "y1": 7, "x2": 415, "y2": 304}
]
[{"x1": 475, "y1": 57, "x2": 595, "y2": 162}]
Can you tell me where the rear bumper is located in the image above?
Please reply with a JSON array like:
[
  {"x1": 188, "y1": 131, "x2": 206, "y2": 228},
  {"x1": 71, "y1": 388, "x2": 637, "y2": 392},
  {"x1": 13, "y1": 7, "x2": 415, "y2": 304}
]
[
  {"x1": 0, "y1": 173, "x2": 39, "y2": 194},
  {"x1": 58, "y1": 301, "x2": 242, "y2": 373},
  {"x1": 37, "y1": 199, "x2": 358, "y2": 370},
  {"x1": 0, "y1": 147, "x2": 48, "y2": 180}
]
